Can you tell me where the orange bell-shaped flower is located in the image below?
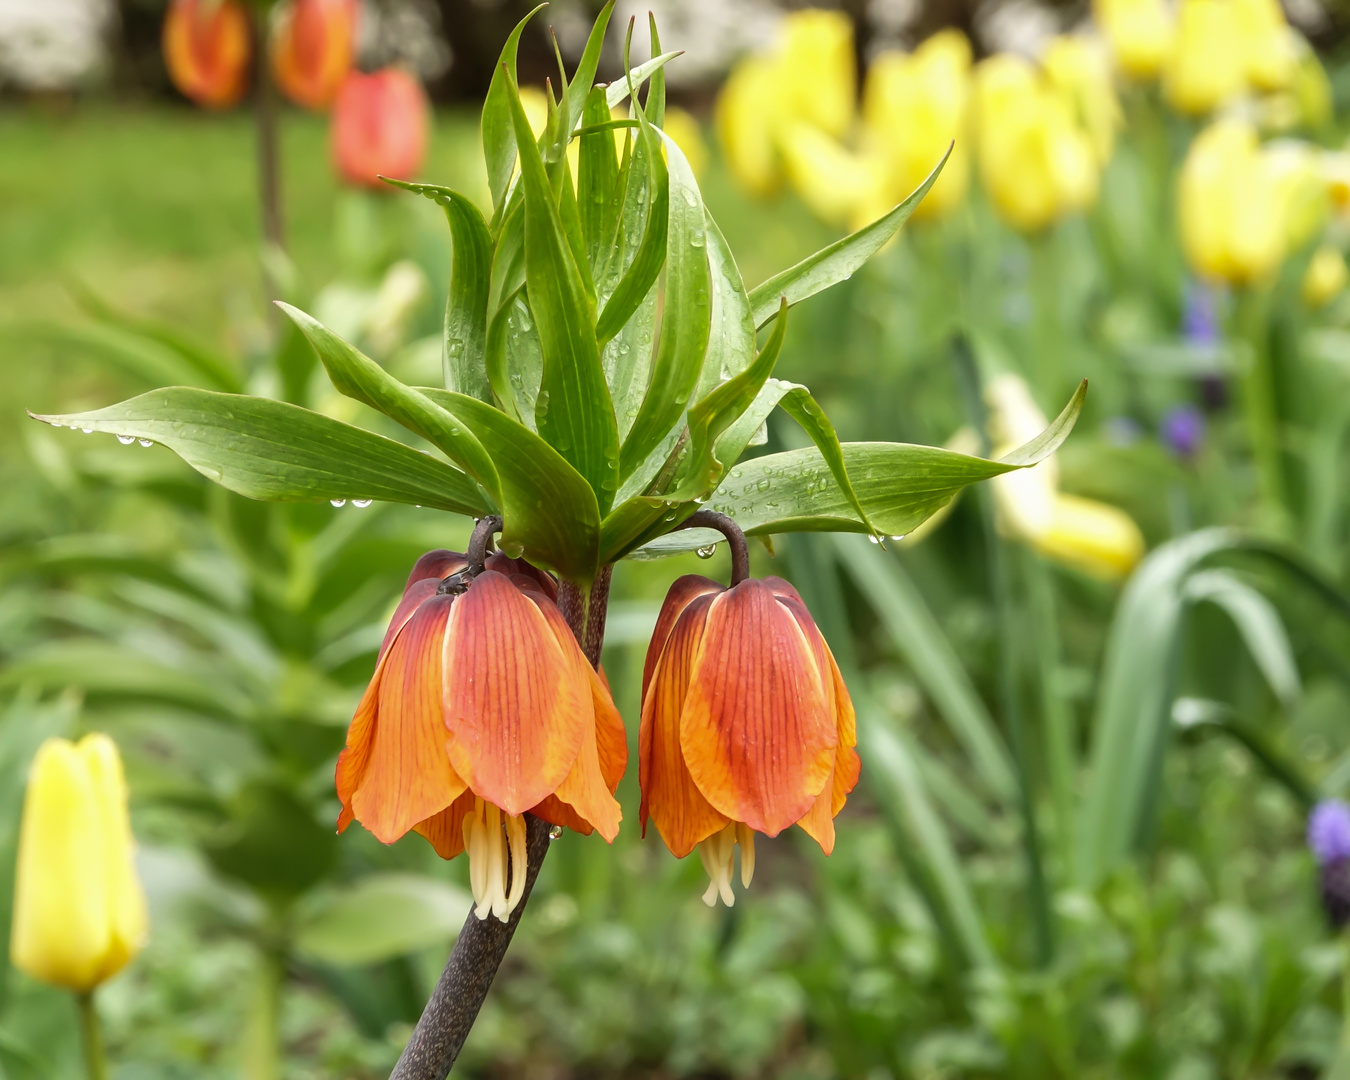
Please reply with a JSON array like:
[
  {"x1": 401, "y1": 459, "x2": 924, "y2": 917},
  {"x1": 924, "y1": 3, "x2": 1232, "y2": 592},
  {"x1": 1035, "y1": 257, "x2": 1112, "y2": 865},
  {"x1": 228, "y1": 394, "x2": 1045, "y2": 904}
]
[
  {"x1": 271, "y1": 0, "x2": 357, "y2": 110},
  {"x1": 639, "y1": 516, "x2": 858, "y2": 907},
  {"x1": 162, "y1": 0, "x2": 252, "y2": 109},
  {"x1": 336, "y1": 535, "x2": 624, "y2": 922},
  {"x1": 331, "y1": 67, "x2": 429, "y2": 188}
]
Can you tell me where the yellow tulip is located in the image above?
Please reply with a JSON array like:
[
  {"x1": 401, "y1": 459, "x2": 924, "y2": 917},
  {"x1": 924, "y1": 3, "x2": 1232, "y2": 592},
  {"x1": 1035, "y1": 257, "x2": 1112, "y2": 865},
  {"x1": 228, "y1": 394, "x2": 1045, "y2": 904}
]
[
  {"x1": 1093, "y1": 0, "x2": 1175, "y2": 79},
  {"x1": 1303, "y1": 245, "x2": 1348, "y2": 307},
  {"x1": 662, "y1": 106, "x2": 708, "y2": 180},
  {"x1": 863, "y1": 29, "x2": 972, "y2": 222},
  {"x1": 987, "y1": 374, "x2": 1145, "y2": 580},
  {"x1": 779, "y1": 121, "x2": 885, "y2": 229},
  {"x1": 1234, "y1": 0, "x2": 1297, "y2": 92},
  {"x1": 777, "y1": 9, "x2": 856, "y2": 140},
  {"x1": 1179, "y1": 119, "x2": 1284, "y2": 284},
  {"x1": 716, "y1": 55, "x2": 783, "y2": 197},
  {"x1": 11, "y1": 735, "x2": 148, "y2": 992},
  {"x1": 1265, "y1": 140, "x2": 1329, "y2": 250},
  {"x1": 974, "y1": 55, "x2": 1099, "y2": 233},
  {"x1": 1163, "y1": 0, "x2": 1246, "y2": 115},
  {"x1": 1041, "y1": 36, "x2": 1121, "y2": 167},
  {"x1": 1292, "y1": 37, "x2": 1333, "y2": 131}
]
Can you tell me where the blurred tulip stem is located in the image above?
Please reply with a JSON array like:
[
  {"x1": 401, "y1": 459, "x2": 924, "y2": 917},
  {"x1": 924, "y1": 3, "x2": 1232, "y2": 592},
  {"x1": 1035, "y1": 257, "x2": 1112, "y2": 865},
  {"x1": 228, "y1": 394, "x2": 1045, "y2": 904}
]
[
  {"x1": 76, "y1": 992, "x2": 107, "y2": 1080},
  {"x1": 1026, "y1": 550, "x2": 1076, "y2": 871},
  {"x1": 1030, "y1": 234, "x2": 1063, "y2": 398},
  {"x1": 953, "y1": 337, "x2": 1055, "y2": 966},
  {"x1": 249, "y1": 7, "x2": 286, "y2": 307},
  {"x1": 242, "y1": 947, "x2": 286, "y2": 1080},
  {"x1": 1233, "y1": 288, "x2": 1288, "y2": 535},
  {"x1": 389, "y1": 567, "x2": 613, "y2": 1080}
]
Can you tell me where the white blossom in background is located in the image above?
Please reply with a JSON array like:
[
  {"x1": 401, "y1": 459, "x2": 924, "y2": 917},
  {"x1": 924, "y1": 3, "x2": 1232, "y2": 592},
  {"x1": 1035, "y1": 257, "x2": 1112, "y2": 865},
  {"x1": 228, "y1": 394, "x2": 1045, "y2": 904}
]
[
  {"x1": 976, "y1": 0, "x2": 1062, "y2": 58},
  {"x1": 0, "y1": 0, "x2": 111, "y2": 90},
  {"x1": 611, "y1": 0, "x2": 783, "y2": 86},
  {"x1": 356, "y1": 0, "x2": 452, "y2": 81}
]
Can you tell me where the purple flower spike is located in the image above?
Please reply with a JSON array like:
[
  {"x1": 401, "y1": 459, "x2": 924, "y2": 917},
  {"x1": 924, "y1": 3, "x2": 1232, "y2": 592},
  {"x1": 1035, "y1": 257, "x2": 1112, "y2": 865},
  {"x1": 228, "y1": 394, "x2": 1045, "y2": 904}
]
[
  {"x1": 1183, "y1": 281, "x2": 1220, "y2": 347},
  {"x1": 1308, "y1": 800, "x2": 1350, "y2": 865},
  {"x1": 1160, "y1": 405, "x2": 1205, "y2": 458}
]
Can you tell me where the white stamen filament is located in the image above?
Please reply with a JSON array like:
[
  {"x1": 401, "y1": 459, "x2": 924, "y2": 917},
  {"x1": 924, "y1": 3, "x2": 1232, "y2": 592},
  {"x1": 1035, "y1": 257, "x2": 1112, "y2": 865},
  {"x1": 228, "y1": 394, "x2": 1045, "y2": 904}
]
[
  {"x1": 461, "y1": 797, "x2": 528, "y2": 923},
  {"x1": 696, "y1": 823, "x2": 756, "y2": 907}
]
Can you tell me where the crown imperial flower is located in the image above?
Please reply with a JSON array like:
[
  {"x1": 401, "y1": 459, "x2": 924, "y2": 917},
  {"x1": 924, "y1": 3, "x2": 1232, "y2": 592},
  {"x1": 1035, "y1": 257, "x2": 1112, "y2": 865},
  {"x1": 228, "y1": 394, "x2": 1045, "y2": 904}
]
[
  {"x1": 638, "y1": 515, "x2": 858, "y2": 906},
  {"x1": 271, "y1": 0, "x2": 357, "y2": 110},
  {"x1": 162, "y1": 0, "x2": 252, "y2": 109},
  {"x1": 336, "y1": 524, "x2": 624, "y2": 922},
  {"x1": 332, "y1": 68, "x2": 429, "y2": 188}
]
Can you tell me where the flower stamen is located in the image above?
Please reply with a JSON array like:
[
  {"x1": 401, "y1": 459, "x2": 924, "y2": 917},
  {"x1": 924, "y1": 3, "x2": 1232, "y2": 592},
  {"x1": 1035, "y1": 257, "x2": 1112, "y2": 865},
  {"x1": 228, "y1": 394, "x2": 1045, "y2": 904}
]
[
  {"x1": 462, "y1": 797, "x2": 528, "y2": 923},
  {"x1": 696, "y1": 823, "x2": 755, "y2": 907}
]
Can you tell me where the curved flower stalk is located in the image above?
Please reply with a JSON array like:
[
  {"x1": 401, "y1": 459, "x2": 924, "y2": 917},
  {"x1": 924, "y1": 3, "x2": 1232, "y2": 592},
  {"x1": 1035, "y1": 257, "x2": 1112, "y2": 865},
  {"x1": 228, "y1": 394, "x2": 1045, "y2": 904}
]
[
  {"x1": 638, "y1": 515, "x2": 857, "y2": 906},
  {"x1": 988, "y1": 375, "x2": 1144, "y2": 581},
  {"x1": 336, "y1": 528, "x2": 624, "y2": 921},
  {"x1": 30, "y1": 5, "x2": 1089, "y2": 1073}
]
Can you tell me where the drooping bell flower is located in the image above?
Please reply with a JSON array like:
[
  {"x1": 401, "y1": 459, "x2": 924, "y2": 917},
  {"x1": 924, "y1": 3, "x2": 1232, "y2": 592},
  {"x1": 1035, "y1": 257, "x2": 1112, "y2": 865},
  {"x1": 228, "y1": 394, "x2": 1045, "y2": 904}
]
[
  {"x1": 11, "y1": 735, "x2": 148, "y2": 992},
  {"x1": 271, "y1": 0, "x2": 357, "y2": 110},
  {"x1": 335, "y1": 545, "x2": 624, "y2": 922},
  {"x1": 162, "y1": 0, "x2": 252, "y2": 109},
  {"x1": 639, "y1": 544, "x2": 858, "y2": 907},
  {"x1": 331, "y1": 68, "x2": 429, "y2": 188}
]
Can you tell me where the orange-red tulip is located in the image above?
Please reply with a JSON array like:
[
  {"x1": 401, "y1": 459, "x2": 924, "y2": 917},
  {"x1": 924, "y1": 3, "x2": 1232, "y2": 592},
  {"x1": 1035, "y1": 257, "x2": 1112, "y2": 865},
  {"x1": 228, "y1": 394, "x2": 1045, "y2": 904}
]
[
  {"x1": 162, "y1": 0, "x2": 252, "y2": 109},
  {"x1": 639, "y1": 575, "x2": 858, "y2": 906},
  {"x1": 331, "y1": 68, "x2": 429, "y2": 188},
  {"x1": 271, "y1": 0, "x2": 357, "y2": 109},
  {"x1": 336, "y1": 551, "x2": 624, "y2": 921}
]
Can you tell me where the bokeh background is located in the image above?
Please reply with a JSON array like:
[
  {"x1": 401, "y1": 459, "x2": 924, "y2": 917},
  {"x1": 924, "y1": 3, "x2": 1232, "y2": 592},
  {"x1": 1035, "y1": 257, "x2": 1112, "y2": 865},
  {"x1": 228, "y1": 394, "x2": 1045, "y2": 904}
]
[{"x1": 7, "y1": 0, "x2": 1350, "y2": 1076}]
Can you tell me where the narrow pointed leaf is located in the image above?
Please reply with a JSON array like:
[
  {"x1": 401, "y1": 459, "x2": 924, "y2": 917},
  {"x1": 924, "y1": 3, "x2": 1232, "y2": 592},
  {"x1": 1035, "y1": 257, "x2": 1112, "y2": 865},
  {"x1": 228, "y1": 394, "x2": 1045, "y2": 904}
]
[
  {"x1": 645, "y1": 14, "x2": 665, "y2": 127},
  {"x1": 28, "y1": 390, "x2": 491, "y2": 515},
  {"x1": 553, "y1": 0, "x2": 616, "y2": 163},
  {"x1": 747, "y1": 145, "x2": 951, "y2": 328},
  {"x1": 482, "y1": 4, "x2": 548, "y2": 217},
  {"x1": 778, "y1": 384, "x2": 877, "y2": 537},
  {"x1": 603, "y1": 52, "x2": 682, "y2": 112},
  {"x1": 697, "y1": 211, "x2": 757, "y2": 398},
  {"x1": 998, "y1": 379, "x2": 1088, "y2": 465},
  {"x1": 386, "y1": 181, "x2": 493, "y2": 401},
  {"x1": 418, "y1": 388, "x2": 600, "y2": 581},
  {"x1": 579, "y1": 86, "x2": 620, "y2": 272},
  {"x1": 279, "y1": 304, "x2": 503, "y2": 506}
]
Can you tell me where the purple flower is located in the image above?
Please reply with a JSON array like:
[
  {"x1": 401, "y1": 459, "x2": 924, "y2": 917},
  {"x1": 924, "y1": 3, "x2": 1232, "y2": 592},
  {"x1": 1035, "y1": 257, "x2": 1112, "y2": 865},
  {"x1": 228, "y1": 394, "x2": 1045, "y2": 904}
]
[
  {"x1": 1308, "y1": 800, "x2": 1350, "y2": 865},
  {"x1": 1160, "y1": 405, "x2": 1205, "y2": 458},
  {"x1": 1182, "y1": 281, "x2": 1220, "y2": 346}
]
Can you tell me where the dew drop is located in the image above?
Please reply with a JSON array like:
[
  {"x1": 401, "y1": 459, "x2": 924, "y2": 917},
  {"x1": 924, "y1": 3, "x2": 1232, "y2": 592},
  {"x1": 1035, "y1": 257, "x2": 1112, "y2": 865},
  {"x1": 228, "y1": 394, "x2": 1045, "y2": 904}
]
[
  {"x1": 352, "y1": 498, "x2": 373, "y2": 508},
  {"x1": 890, "y1": 534, "x2": 907, "y2": 542},
  {"x1": 548, "y1": 825, "x2": 563, "y2": 840},
  {"x1": 696, "y1": 544, "x2": 717, "y2": 559},
  {"x1": 81, "y1": 427, "x2": 93, "y2": 434},
  {"x1": 137, "y1": 439, "x2": 153, "y2": 447},
  {"x1": 868, "y1": 534, "x2": 882, "y2": 544},
  {"x1": 117, "y1": 435, "x2": 136, "y2": 445},
  {"x1": 330, "y1": 499, "x2": 347, "y2": 507}
]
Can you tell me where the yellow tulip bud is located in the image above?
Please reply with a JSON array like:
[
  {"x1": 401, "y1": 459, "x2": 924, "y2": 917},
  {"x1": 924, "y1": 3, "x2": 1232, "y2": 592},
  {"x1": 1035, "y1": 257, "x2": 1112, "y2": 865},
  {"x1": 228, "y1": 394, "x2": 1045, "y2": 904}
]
[
  {"x1": 1303, "y1": 245, "x2": 1348, "y2": 307},
  {"x1": 974, "y1": 55, "x2": 1099, "y2": 233},
  {"x1": 1093, "y1": 0, "x2": 1175, "y2": 80},
  {"x1": 1323, "y1": 151, "x2": 1350, "y2": 216},
  {"x1": 1036, "y1": 493, "x2": 1147, "y2": 580},
  {"x1": 1234, "y1": 0, "x2": 1297, "y2": 92},
  {"x1": 779, "y1": 121, "x2": 885, "y2": 229},
  {"x1": 1041, "y1": 36, "x2": 1121, "y2": 167},
  {"x1": 716, "y1": 55, "x2": 783, "y2": 197},
  {"x1": 11, "y1": 735, "x2": 148, "y2": 992},
  {"x1": 1164, "y1": 0, "x2": 1246, "y2": 115},
  {"x1": 778, "y1": 9, "x2": 856, "y2": 140},
  {"x1": 662, "y1": 106, "x2": 708, "y2": 181},
  {"x1": 1292, "y1": 37, "x2": 1333, "y2": 131},
  {"x1": 1265, "y1": 140, "x2": 1329, "y2": 250},
  {"x1": 1179, "y1": 119, "x2": 1284, "y2": 284},
  {"x1": 863, "y1": 30, "x2": 972, "y2": 222}
]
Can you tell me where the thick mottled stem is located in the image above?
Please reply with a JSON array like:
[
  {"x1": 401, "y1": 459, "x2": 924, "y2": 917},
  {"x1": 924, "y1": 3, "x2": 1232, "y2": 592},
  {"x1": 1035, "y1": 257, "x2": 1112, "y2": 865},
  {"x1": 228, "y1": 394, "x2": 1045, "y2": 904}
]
[
  {"x1": 390, "y1": 554, "x2": 609, "y2": 1080},
  {"x1": 678, "y1": 510, "x2": 750, "y2": 586},
  {"x1": 387, "y1": 817, "x2": 552, "y2": 1080}
]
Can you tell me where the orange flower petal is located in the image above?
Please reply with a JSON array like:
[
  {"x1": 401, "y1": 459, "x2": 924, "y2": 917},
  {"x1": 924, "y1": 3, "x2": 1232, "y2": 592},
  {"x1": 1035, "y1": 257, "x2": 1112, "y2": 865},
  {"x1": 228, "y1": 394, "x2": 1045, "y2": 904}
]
[
  {"x1": 680, "y1": 580, "x2": 837, "y2": 836},
  {"x1": 591, "y1": 666, "x2": 627, "y2": 793},
  {"x1": 642, "y1": 575, "x2": 723, "y2": 700},
  {"x1": 485, "y1": 553, "x2": 558, "y2": 601},
  {"x1": 639, "y1": 593, "x2": 729, "y2": 857},
  {"x1": 404, "y1": 550, "x2": 467, "y2": 592},
  {"x1": 796, "y1": 647, "x2": 861, "y2": 854},
  {"x1": 272, "y1": 0, "x2": 356, "y2": 110},
  {"x1": 442, "y1": 571, "x2": 588, "y2": 816},
  {"x1": 350, "y1": 595, "x2": 468, "y2": 843},
  {"x1": 162, "y1": 0, "x2": 251, "y2": 109},
  {"x1": 538, "y1": 709, "x2": 622, "y2": 841},
  {"x1": 413, "y1": 788, "x2": 476, "y2": 859}
]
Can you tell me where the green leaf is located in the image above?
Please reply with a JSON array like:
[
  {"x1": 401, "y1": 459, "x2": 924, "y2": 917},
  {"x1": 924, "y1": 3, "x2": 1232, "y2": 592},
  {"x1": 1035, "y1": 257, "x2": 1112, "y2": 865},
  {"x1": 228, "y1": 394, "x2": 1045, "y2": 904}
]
[
  {"x1": 619, "y1": 131, "x2": 711, "y2": 480},
  {"x1": 578, "y1": 86, "x2": 621, "y2": 273},
  {"x1": 419, "y1": 388, "x2": 600, "y2": 582},
  {"x1": 384, "y1": 181, "x2": 493, "y2": 402},
  {"x1": 506, "y1": 73, "x2": 621, "y2": 511},
  {"x1": 746, "y1": 145, "x2": 951, "y2": 329},
  {"x1": 697, "y1": 211, "x2": 757, "y2": 398},
  {"x1": 997, "y1": 379, "x2": 1088, "y2": 465},
  {"x1": 29, "y1": 388, "x2": 491, "y2": 515},
  {"x1": 482, "y1": 4, "x2": 548, "y2": 217},
  {"x1": 552, "y1": 0, "x2": 616, "y2": 164},
  {"x1": 777, "y1": 384, "x2": 877, "y2": 537},
  {"x1": 1183, "y1": 569, "x2": 1301, "y2": 708},
  {"x1": 645, "y1": 13, "x2": 666, "y2": 127},
  {"x1": 295, "y1": 874, "x2": 472, "y2": 967},
  {"x1": 603, "y1": 52, "x2": 683, "y2": 113},
  {"x1": 279, "y1": 305, "x2": 503, "y2": 507},
  {"x1": 836, "y1": 535, "x2": 1018, "y2": 804}
]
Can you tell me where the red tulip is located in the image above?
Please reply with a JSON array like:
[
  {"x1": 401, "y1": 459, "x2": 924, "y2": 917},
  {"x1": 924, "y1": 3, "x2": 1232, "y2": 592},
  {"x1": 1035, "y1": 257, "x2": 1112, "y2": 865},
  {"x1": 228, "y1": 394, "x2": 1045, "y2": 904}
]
[
  {"x1": 162, "y1": 0, "x2": 252, "y2": 109},
  {"x1": 331, "y1": 68, "x2": 429, "y2": 188},
  {"x1": 271, "y1": 0, "x2": 357, "y2": 110},
  {"x1": 336, "y1": 551, "x2": 625, "y2": 922}
]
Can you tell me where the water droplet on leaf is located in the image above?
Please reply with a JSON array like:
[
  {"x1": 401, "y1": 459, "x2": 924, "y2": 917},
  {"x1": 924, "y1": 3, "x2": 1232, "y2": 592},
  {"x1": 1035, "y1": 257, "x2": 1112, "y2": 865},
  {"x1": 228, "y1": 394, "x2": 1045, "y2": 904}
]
[
  {"x1": 137, "y1": 439, "x2": 153, "y2": 447},
  {"x1": 696, "y1": 544, "x2": 717, "y2": 559},
  {"x1": 331, "y1": 499, "x2": 346, "y2": 507},
  {"x1": 117, "y1": 435, "x2": 135, "y2": 445},
  {"x1": 352, "y1": 499, "x2": 373, "y2": 508}
]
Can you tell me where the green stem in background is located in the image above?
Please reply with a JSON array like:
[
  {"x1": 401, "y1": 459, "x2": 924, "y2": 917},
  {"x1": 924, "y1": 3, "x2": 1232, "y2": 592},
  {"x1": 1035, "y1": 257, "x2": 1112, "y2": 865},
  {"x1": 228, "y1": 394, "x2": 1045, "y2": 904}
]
[
  {"x1": 1026, "y1": 550, "x2": 1075, "y2": 873},
  {"x1": 250, "y1": 6, "x2": 286, "y2": 312},
  {"x1": 953, "y1": 337, "x2": 1055, "y2": 966},
  {"x1": 1331, "y1": 933, "x2": 1350, "y2": 1080},
  {"x1": 1233, "y1": 287, "x2": 1288, "y2": 536},
  {"x1": 1029, "y1": 232, "x2": 1062, "y2": 401},
  {"x1": 242, "y1": 948, "x2": 286, "y2": 1080},
  {"x1": 77, "y1": 992, "x2": 107, "y2": 1080}
]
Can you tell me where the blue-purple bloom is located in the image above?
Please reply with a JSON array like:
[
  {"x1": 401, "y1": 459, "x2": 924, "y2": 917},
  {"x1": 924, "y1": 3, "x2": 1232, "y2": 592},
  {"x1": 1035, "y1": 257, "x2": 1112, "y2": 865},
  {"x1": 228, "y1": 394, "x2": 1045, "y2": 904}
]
[
  {"x1": 1182, "y1": 281, "x2": 1220, "y2": 346},
  {"x1": 1308, "y1": 800, "x2": 1350, "y2": 865},
  {"x1": 1160, "y1": 405, "x2": 1205, "y2": 458}
]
